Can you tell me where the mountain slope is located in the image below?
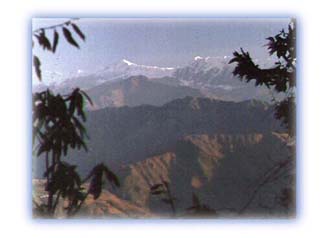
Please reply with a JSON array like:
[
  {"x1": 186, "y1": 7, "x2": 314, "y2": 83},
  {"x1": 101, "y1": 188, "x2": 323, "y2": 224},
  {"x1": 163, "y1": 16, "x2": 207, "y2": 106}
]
[
  {"x1": 32, "y1": 96, "x2": 293, "y2": 217},
  {"x1": 85, "y1": 75, "x2": 203, "y2": 110},
  {"x1": 118, "y1": 132, "x2": 294, "y2": 216},
  {"x1": 173, "y1": 56, "x2": 272, "y2": 101},
  {"x1": 33, "y1": 97, "x2": 280, "y2": 178},
  {"x1": 33, "y1": 59, "x2": 175, "y2": 93},
  {"x1": 33, "y1": 56, "x2": 274, "y2": 103},
  {"x1": 32, "y1": 179, "x2": 153, "y2": 218}
]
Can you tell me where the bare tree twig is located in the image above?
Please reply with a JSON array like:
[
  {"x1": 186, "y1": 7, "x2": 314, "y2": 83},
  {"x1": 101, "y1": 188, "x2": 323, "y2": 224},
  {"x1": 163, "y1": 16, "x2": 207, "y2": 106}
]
[{"x1": 33, "y1": 18, "x2": 80, "y2": 33}]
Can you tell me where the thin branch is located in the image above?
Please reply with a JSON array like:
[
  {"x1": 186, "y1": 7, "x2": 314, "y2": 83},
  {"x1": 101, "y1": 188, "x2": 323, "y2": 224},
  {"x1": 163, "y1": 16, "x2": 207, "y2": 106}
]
[
  {"x1": 33, "y1": 18, "x2": 79, "y2": 33},
  {"x1": 52, "y1": 191, "x2": 61, "y2": 213},
  {"x1": 165, "y1": 184, "x2": 176, "y2": 216},
  {"x1": 239, "y1": 157, "x2": 292, "y2": 214},
  {"x1": 68, "y1": 193, "x2": 89, "y2": 217}
]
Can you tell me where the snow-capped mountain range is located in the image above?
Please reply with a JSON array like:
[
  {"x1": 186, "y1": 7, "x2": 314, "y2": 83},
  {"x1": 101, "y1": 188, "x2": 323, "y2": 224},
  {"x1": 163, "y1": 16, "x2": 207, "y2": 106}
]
[
  {"x1": 96, "y1": 59, "x2": 175, "y2": 82},
  {"x1": 32, "y1": 55, "x2": 273, "y2": 103},
  {"x1": 173, "y1": 55, "x2": 238, "y2": 90},
  {"x1": 33, "y1": 56, "x2": 233, "y2": 90}
]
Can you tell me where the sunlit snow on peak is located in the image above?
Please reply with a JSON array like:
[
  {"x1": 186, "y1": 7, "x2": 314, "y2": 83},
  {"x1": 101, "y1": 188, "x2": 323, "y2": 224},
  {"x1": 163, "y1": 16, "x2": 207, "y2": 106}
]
[
  {"x1": 122, "y1": 59, "x2": 136, "y2": 66},
  {"x1": 194, "y1": 56, "x2": 203, "y2": 61}
]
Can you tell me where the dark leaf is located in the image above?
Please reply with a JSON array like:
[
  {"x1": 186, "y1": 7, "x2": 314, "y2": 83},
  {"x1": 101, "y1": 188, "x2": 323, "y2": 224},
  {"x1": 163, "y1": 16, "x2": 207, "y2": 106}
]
[
  {"x1": 43, "y1": 163, "x2": 55, "y2": 178},
  {"x1": 37, "y1": 142, "x2": 49, "y2": 156},
  {"x1": 83, "y1": 164, "x2": 103, "y2": 183},
  {"x1": 76, "y1": 136, "x2": 88, "y2": 151},
  {"x1": 72, "y1": 116, "x2": 87, "y2": 138},
  {"x1": 150, "y1": 190, "x2": 164, "y2": 195},
  {"x1": 71, "y1": 23, "x2": 85, "y2": 41},
  {"x1": 33, "y1": 55, "x2": 42, "y2": 81},
  {"x1": 62, "y1": 27, "x2": 80, "y2": 49},
  {"x1": 52, "y1": 30, "x2": 59, "y2": 53},
  {"x1": 162, "y1": 181, "x2": 169, "y2": 189},
  {"x1": 76, "y1": 191, "x2": 86, "y2": 201},
  {"x1": 104, "y1": 166, "x2": 120, "y2": 187},
  {"x1": 69, "y1": 166, "x2": 81, "y2": 187},
  {"x1": 150, "y1": 184, "x2": 163, "y2": 190},
  {"x1": 88, "y1": 171, "x2": 103, "y2": 199},
  {"x1": 80, "y1": 90, "x2": 93, "y2": 106},
  {"x1": 35, "y1": 30, "x2": 52, "y2": 51},
  {"x1": 68, "y1": 98, "x2": 75, "y2": 115}
]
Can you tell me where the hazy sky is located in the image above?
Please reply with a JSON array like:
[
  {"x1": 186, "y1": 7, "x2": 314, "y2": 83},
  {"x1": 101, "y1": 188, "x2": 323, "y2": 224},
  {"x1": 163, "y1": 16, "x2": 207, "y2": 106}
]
[{"x1": 32, "y1": 18, "x2": 290, "y2": 83}]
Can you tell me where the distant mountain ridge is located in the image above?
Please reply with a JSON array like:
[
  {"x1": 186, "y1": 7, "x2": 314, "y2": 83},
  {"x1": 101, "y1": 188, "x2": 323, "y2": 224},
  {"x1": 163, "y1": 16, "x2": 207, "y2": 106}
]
[
  {"x1": 33, "y1": 56, "x2": 273, "y2": 103},
  {"x1": 32, "y1": 58, "x2": 175, "y2": 93},
  {"x1": 32, "y1": 96, "x2": 281, "y2": 177},
  {"x1": 85, "y1": 75, "x2": 203, "y2": 110},
  {"x1": 98, "y1": 59, "x2": 175, "y2": 80},
  {"x1": 32, "y1": 96, "x2": 293, "y2": 217}
]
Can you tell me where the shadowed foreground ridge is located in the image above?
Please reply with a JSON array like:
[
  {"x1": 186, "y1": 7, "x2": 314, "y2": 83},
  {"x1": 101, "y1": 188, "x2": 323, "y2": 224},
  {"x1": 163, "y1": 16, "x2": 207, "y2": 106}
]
[{"x1": 33, "y1": 97, "x2": 295, "y2": 218}]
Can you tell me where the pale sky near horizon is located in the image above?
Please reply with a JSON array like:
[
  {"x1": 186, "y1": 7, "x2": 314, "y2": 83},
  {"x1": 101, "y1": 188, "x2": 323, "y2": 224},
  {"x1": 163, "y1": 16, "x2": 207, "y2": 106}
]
[{"x1": 32, "y1": 18, "x2": 290, "y2": 83}]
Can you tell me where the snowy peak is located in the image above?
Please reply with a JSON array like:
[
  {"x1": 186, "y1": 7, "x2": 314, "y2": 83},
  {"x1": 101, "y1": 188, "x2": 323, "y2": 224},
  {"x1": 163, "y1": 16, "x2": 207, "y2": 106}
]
[
  {"x1": 119, "y1": 59, "x2": 174, "y2": 70},
  {"x1": 191, "y1": 55, "x2": 231, "y2": 66},
  {"x1": 97, "y1": 59, "x2": 175, "y2": 81},
  {"x1": 122, "y1": 59, "x2": 136, "y2": 66},
  {"x1": 33, "y1": 55, "x2": 238, "y2": 93},
  {"x1": 194, "y1": 56, "x2": 203, "y2": 61},
  {"x1": 172, "y1": 55, "x2": 242, "y2": 91}
]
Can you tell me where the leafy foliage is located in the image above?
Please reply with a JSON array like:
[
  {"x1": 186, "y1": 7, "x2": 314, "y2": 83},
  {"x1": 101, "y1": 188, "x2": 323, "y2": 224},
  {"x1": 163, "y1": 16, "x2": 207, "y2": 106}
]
[
  {"x1": 32, "y1": 19, "x2": 119, "y2": 218},
  {"x1": 33, "y1": 55, "x2": 42, "y2": 81},
  {"x1": 71, "y1": 23, "x2": 86, "y2": 41},
  {"x1": 83, "y1": 163, "x2": 120, "y2": 199},
  {"x1": 32, "y1": 19, "x2": 85, "y2": 81},
  {"x1": 32, "y1": 86, "x2": 120, "y2": 216},
  {"x1": 229, "y1": 20, "x2": 296, "y2": 134},
  {"x1": 43, "y1": 161, "x2": 84, "y2": 214},
  {"x1": 62, "y1": 26, "x2": 80, "y2": 49},
  {"x1": 150, "y1": 181, "x2": 217, "y2": 218},
  {"x1": 34, "y1": 29, "x2": 52, "y2": 51},
  {"x1": 52, "y1": 30, "x2": 59, "y2": 53},
  {"x1": 33, "y1": 88, "x2": 90, "y2": 158},
  {"x1": 150, "y1": 180, "x2": 176, "y2": 216}
]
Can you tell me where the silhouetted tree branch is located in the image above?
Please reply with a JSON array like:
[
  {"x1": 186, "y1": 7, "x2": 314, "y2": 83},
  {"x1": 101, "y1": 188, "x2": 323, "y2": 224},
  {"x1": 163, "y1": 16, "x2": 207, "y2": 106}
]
[
  {"x1": 32, "y1": 19, "x2": 119, "y2": 218},
  {"x1": 150, "y1": 180, "x2": 177, "y2": 216},
  {"x1": 229, "y1": 21, "x2": 296, "y2": 214},
  {"x1": 239, "y1": 157, "x2": 293, "y2": 214},
  {"x1": 32, "y1": 18, "x2": 85, "y2": 81},
  {"x1": 150, "y1": 181, "x2": 217, "y2": 218},
  {"x1": 229, "y1": 20, "x2": 296, "y2": 136}
]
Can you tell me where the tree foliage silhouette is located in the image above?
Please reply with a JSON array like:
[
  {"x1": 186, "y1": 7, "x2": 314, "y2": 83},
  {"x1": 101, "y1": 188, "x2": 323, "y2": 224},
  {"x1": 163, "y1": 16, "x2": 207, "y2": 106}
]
[
  {"x1": 150, "y1": 180, "x2": 177, "y2": 216},
  {"x1": 150, "y1": 181, "x2": 217, "y2": 218},
  {"x1": 228, "y1": 21, "x2": 296, "y2": 214},
  {"x1": 229, "y1": 20, "x2": 296, "y2": 135},
  {"x1": 32, "y1": 19, "x2": 119, "y2": 217}
]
